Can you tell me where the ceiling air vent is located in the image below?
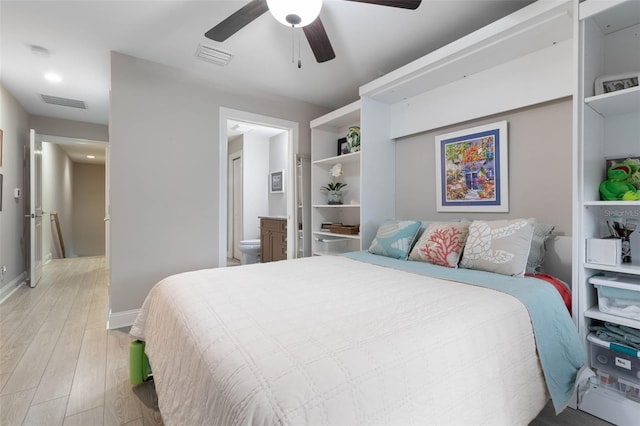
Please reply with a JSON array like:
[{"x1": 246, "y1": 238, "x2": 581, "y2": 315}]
[
  {"x1": 195, "y1": 44, "x2": 234, "y2": 66},
  {"x1": 40, "y1": 94, "x2": 87, "y2": 109}
]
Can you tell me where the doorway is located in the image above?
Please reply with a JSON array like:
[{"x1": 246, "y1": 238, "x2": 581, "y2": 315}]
[
  {"x1": 27, "y1": 135, "x2": 108, "y2": 268},
  {"x1": 219, "y1": 108, "x2": 299, "y2": 267}
]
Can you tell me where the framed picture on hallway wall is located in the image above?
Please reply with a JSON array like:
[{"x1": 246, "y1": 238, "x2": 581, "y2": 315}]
[
  {"x1": 435, "y1": 121, "x2": 509, "y2": 212},
  {"x1": 270, "y1": 170, "x2": 284, "y2": 193}
]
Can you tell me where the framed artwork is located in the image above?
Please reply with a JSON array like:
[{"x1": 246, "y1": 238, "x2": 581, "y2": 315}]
[
  {"x1": 595, "y1": 73, "x2": 639, "y2": 95},
  {"x1": 270, "y1": 170, "x2": 284, "y2": 193},
  {"x1": 435, "y1": 121, "x2": 509, "y2": 212},
  {"x1": 337, "y1": 137, "x2": 348, "y2": 156}
]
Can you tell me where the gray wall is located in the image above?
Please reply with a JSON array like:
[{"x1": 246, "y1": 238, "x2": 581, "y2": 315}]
[
  {"x1": 268, "y1": 132, "x2": 287, "y2": 217},
  {"x1": 109, "y1": 52, "x2": 330, "y2": 315},
  {"x1": 42, "y1": 142, "x2": 75, "y2": 259},
  {"x1": 0, "y1": 84, "x2": 29, "y2": 295},
  {"x1": 395, "y1": 98, "x2": 572, "y2": 235},
  {"x1": 30, "y1": 116, "x2": 109, "y2": 142},
  {"x1": 73, "y1": 163, "x2": 105, "y2": 256}
]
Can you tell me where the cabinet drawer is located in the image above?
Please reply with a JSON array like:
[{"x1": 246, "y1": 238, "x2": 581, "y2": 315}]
[{"x1": 261, "y1": 218, "x2": 286, "y2": 232}]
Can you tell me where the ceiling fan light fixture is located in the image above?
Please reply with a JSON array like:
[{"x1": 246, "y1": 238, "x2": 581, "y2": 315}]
[{"x1": 266, "y1": 0, "x2": 322, "y2": 27}]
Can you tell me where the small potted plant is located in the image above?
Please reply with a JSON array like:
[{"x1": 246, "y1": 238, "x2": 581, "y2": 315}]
[{"x1": 321, "y1": 163, "x2": 347, "y2": 205}]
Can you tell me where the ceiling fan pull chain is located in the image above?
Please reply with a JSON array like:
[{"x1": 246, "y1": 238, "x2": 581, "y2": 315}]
[
  {"x1": 291, "y1": 25, "x2": 295, "y2": 64},
  {"x1": 298, "y1": 28, "x2": 302, "y2": 69}
]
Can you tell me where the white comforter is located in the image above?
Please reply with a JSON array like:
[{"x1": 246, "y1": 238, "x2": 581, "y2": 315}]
[{"x1": 131, "y1": 255, "x2": 548, "y2": 426}]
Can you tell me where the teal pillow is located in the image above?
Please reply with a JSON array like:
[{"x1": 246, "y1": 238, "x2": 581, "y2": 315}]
[{"x1": 368, "y1": 220, "x2": 422, "y2": 260}]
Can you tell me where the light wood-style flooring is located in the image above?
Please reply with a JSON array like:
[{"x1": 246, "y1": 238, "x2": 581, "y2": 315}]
[
  {"x1": 0, "y1": 256, "x2": 612, "y2": 426},
  {"x1": 0, "y1": 257, "x2": 162, "y2": 426}
]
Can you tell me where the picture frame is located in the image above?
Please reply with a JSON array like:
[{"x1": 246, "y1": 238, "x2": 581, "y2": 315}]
[
  {"x1": 595, "y1": 73, "x2": 639, "y2": 95},
  {"x1": 435, "y1": 121, "x2": 509, "y2": 212},
  {"x1": 269, "y1": 170, "x2": 284, "y2": 193},
  {"x1": 337, "y1": 137, "x2": 348, "y2": 156}
]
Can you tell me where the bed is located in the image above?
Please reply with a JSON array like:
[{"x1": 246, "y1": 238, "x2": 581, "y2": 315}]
[{"x1": 131, "y1": 219, "x2": 588, "y2": 426}]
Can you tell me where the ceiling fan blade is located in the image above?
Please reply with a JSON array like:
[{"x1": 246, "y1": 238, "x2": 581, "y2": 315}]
[
  {"x1": 343, "y1": 0, "x2": 422, "y2": 10},
  {"x1": 205, "y1": 0, "x2": 270, "y2": 42},
  {"x1": 303, "y1": 17, "x2": 336, "y2": 63}
]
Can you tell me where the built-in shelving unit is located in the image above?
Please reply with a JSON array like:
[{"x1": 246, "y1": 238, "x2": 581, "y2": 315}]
[
  {"x1": 310, "y1": 99, "x2": 395, "y2": 256},
  {"x1": 310, "y1": 101, "x2": 362, "y2": 256},
  {"x1": 575, "y1": 0, "x2": 640, "y2": 423}
]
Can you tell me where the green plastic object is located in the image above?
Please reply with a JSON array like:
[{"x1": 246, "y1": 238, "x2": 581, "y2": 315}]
[{"x1": 129, "y1": 340, "x2": 151, "y2": 385}]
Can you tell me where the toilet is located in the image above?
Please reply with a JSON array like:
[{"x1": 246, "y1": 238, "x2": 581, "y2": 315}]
[{"x1": 238, "y1": 239, "x2": 261, "y2": 264}]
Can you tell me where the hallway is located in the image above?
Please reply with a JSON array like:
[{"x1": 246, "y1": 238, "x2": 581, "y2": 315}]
[{"x1": 0, "y1": 257, "x2": 163, "y2": 425}]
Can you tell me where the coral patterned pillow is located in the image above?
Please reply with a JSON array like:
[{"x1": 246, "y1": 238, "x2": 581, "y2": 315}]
[{"x1": 408, "y1": 222, "x2": 470, "y2": 268}]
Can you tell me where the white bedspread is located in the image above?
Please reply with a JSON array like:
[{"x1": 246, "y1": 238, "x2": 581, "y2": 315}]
[{"x1": 131, "y1": 255, "x2": 549, "y2": 426}]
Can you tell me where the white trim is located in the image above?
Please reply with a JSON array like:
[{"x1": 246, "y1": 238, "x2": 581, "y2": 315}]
[
  {"x1": 0, "y1": 272, "x2": 28, "y2": 304},
  {"x1": 218, "y1": 108, "x2": 299, "y2": 268},
  {"x1": 107, "y1": 308, "x2": 141, "y2": 330}
]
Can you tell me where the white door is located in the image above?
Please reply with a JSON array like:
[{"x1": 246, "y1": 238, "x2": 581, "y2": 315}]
[
  {"x1": 29, "y1": 130, "x2": 43, "y2": 288},
  {"x1": 232, "y1": 154, "x2": 243, "y2": 260},
  {"x1": 105, "y1": 145, "x2": 111, "y2": 269}
]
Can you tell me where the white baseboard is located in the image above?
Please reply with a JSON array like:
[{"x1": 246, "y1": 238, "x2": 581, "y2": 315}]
[
  {"x1": 108, "y1": 308, "x2": 141, "y2": 330},
  {"x1": 0, "y1": 272, "x2": 28, "y2": 304}
]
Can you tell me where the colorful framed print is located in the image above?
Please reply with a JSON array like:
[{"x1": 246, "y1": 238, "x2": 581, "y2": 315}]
[{"x1": 435, "y1": 121, "x2": 508, "y2": 212}]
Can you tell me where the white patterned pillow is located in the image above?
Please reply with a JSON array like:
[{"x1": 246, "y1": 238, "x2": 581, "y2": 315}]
[
  {"x1": 368, "y1": 220, "x2": 422, "y2": 260},
  {"x1": 459, "y1": 219, "x2": 534, "y2": 277},
  {"x1": 409, "y1": 222, "x2": 470, "y2": 268}
]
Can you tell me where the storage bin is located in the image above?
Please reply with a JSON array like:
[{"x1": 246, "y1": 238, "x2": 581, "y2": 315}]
[
  {"x1": 594, "y1": 284, "x2": 640, "y2": 320},
  {"x1": 592, "y1": 369, "x2": 640, "y2": 404},
  {"x1": 589, "y1": 339, "x2": 640, "y2": 387},
  {"x1": 315, "y1": 237, "x2": 350, "y2": 254}
]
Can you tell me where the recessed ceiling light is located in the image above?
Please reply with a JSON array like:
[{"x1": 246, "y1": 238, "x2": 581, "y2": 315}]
[
  {"x1": 44, "y1": 72, "x2": 62, "y2": 83},
  {"x1": 87, "y1": 155, "x2": 96, "y2": 159}
]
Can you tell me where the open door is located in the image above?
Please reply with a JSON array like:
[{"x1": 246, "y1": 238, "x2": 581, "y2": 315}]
[
  {"x1": 28, "y1": 130, "x2": 44, "y2": 287},
  {"x1": 105, "y1": 145, "x2": 111, "y2": 269}
]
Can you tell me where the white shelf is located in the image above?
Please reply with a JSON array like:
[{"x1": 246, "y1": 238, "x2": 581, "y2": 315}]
[
  {"x1": 310, "y1": 100, "x2": 361, "y2": 130},
  {"x1": 585, "y1": 87, "x2": 640, "y2": 117},
  {"x1": 313, "y1": 152, "x2": 360, "y2": 166},
  {"x1": 313, "y1": 204, "x2": 360, "y2": 208},
  {"x1": 584, "y1": 261, "x2": 640, "y2": 275},
  {"x1": 313, "y1": 231, "x2": 360, "y2": 240},
  {"x1": 580, "y1": 0, "x2": 640, "y2": 31},
  {"x1": 584, "y1": 201, "x2": 640, "y2": 207},
  {"x1": 585, "y1": 306, "x2": 640, "y2": 331}
]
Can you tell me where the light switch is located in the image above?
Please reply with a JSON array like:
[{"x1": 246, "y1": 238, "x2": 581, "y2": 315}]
[{"x1": 14, "y1": 188, "x2": 22, "y2": 198}]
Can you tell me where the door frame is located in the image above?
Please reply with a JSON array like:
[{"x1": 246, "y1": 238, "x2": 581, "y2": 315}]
[{"x1": 218, "y1": 108, "x2": 299, "y2": 267}]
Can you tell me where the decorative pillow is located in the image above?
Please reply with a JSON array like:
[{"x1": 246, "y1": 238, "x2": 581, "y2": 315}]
[
  {"x1": 526, "y1": 223, "x2": 556, "y2": 274},
  {"x1": 459, "y1": 218, "x2": 534, "y2": 277},
  {"x1": 368, "y1": 220, "x2": 422, "y2": 260},
  {"x1": 409, "y1": 222, "x2": 470, "y2": 268}
]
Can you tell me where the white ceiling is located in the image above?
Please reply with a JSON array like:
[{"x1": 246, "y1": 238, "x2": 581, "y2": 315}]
[{"x1": 1, "y1": 0, "x2": 535, "y2": 128}]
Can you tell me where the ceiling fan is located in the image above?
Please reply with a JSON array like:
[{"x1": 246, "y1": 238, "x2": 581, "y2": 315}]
[{"x1": 205, "y1": 0, "x2": 422, "y2": 63}]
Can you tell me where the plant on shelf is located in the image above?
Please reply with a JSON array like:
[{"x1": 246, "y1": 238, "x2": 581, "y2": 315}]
[{"x1": 321, "y1": 163, "x2": 348, "y2": 205}]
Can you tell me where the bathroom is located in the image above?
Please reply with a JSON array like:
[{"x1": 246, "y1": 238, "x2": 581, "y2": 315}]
[{"x1": 227, "y1": 120, "x2": 291, "y2": 265}]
